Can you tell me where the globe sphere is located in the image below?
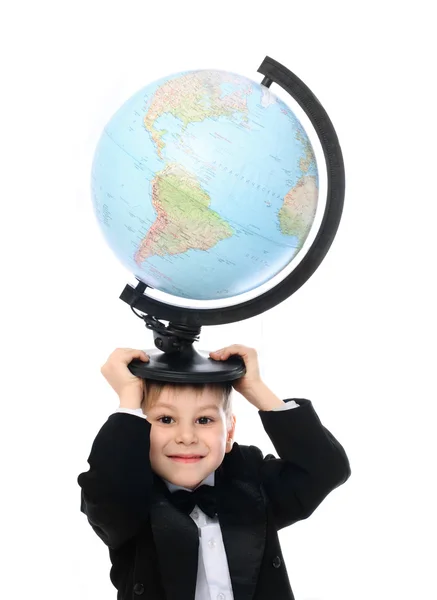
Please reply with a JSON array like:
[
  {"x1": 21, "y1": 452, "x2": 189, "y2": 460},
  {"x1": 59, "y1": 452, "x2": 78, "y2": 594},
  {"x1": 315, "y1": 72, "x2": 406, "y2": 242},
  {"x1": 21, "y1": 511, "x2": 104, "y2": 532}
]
[{"x1": 91, "y1": 69, "x2": 319, "y2": 301}]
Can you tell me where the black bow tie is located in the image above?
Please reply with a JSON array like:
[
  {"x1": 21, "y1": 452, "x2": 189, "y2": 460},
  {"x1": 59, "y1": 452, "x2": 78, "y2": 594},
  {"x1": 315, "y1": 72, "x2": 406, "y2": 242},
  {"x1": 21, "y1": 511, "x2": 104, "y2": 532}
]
[{"x1": 171, "y1": 484, "x2": 217, "y2": 518}]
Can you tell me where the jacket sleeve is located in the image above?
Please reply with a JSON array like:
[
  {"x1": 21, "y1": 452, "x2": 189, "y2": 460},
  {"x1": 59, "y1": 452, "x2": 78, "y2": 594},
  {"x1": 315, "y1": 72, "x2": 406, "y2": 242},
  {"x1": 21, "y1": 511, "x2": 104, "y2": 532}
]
[
  {"x1": 254, "y1": 398, "x2": 351, "y2": 530},
  {"x1": 77, "y1": 412, "x2": 154, "y2": 550}
]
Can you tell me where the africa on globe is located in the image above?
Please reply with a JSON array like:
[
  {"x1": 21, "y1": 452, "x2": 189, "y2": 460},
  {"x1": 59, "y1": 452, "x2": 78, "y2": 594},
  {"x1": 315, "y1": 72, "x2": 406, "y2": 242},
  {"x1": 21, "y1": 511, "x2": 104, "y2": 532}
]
[{"x1": 91, "y1": 69, "x2": 319, "y2": 301}]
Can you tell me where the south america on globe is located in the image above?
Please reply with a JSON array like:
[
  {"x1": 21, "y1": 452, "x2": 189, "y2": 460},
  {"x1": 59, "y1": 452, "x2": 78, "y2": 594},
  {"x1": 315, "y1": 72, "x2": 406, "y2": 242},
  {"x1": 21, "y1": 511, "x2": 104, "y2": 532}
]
[{"x1": 91, "y1": 69, "x2": 319, "y2": 301}]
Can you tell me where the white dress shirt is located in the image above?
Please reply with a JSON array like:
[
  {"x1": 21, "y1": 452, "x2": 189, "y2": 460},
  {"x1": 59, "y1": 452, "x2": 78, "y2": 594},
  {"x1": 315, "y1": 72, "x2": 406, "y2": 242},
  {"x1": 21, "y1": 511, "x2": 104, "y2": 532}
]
[{"x1": 115, "y1": 400, "x2": 299, "y2": 600}]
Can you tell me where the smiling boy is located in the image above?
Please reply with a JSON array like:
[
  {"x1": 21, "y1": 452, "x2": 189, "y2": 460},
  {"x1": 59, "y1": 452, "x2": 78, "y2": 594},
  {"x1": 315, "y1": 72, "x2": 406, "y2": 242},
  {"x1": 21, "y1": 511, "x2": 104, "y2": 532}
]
[{"x1": 78, "y1": 344, "x2": 351, "y2": 600}]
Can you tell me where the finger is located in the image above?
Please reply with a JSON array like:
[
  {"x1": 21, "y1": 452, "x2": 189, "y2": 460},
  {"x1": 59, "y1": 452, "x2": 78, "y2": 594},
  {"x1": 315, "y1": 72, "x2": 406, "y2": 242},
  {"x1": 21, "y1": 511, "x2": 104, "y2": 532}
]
[
  {"x1": 220, "y1": 348, "x2": 248, "y2": 360},
  {"x1": 210, "y1": 344, "x2": 242, "y2": 354},
  {"x1": 210, "y1": 345, "x2": 254, "y2": 360},
  {"x1": 121, "y1": 349, "x2": 150, "y2": 363},
  {"x1": 215, "y1": 344, "x2": 253, "y2": 353},
  {"x1": 136, "y1": 350, "x2": 150, "y2": 362}
]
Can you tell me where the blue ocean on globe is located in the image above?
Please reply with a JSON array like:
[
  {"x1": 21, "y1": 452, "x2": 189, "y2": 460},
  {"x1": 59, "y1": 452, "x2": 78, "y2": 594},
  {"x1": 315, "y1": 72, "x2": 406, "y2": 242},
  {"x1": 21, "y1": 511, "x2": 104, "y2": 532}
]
[{"x1": 91, "y1": 69, "x2": 319, "y2": 300}]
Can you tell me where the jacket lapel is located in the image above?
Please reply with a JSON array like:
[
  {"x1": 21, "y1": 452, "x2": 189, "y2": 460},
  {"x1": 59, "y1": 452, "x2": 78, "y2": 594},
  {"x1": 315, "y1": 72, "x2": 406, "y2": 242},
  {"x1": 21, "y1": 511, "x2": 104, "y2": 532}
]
[
  {"x1": 149, "y1": 443, "x2": 266, "y2": 600},
  {"x1": 215, "y1": 444, "x2": 267, "y2": 600},
  {"x1": 150, "y1": 474, "x2": 200, "y2": 600}
]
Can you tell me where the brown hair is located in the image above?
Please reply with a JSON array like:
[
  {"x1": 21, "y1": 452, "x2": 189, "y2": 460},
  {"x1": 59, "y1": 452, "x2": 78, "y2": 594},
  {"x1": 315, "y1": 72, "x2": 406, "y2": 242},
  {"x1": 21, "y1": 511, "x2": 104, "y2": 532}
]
[{"x1": 143, "y1": 380, "x2": 234, "y2": 424}]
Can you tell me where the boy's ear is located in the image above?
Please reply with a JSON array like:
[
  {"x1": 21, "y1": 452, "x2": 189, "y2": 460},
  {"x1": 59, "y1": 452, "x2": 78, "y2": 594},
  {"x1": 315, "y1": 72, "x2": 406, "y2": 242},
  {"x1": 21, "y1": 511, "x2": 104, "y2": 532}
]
[
  {"x1": 225, "y1": 414, "x2": 236, "y2": 453},
  {"x1": 141, "y1": 387, "x2": 148, "y2": 414}
]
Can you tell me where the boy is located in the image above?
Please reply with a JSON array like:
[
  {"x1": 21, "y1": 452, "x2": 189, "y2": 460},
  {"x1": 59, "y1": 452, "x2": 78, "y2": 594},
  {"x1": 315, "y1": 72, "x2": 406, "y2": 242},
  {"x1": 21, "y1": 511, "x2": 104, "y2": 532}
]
[{"x1": 78, "y1": 344, "x2": 351, "y2": 600}]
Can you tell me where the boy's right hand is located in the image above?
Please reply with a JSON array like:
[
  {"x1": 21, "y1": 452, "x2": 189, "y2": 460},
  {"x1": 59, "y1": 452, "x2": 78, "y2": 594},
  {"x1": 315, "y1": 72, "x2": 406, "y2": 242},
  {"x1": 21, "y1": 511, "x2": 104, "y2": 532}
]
[{"x1": 100, "y1": 348, "x2": 149, "y2": 409}]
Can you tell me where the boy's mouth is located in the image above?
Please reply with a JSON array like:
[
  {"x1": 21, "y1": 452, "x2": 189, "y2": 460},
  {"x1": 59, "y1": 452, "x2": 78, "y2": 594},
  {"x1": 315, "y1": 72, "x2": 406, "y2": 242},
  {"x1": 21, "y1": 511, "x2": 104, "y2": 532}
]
[{"x1": 168, "y1": 455, "x2": 204, "y2": 463}]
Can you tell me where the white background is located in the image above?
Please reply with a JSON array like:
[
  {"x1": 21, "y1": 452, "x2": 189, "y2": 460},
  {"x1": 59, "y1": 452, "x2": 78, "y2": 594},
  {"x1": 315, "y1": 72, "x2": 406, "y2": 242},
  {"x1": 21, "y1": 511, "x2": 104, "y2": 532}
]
[{"x1": 1, "y1": 1, "x2": 436, "y2": 599}]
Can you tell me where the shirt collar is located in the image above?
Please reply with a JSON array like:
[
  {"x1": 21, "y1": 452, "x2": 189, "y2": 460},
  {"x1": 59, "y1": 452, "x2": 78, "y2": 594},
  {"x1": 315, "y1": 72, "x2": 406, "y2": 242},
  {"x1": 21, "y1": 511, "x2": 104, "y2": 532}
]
[{"x1": 164, "y1": 470, "x2": 215, "y2": 492}]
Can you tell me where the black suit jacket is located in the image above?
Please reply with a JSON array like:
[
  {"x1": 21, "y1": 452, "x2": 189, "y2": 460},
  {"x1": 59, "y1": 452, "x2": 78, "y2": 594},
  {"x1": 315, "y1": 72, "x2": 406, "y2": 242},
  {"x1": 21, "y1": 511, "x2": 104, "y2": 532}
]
[{"x1": 78, "y1": 398, "x2": 351, "y2": 600}]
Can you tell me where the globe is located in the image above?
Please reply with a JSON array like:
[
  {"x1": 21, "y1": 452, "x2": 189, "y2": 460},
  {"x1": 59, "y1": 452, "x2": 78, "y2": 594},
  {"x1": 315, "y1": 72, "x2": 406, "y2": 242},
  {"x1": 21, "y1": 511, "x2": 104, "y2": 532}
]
[
  {"x1": 90, "y1": 56, "x2": 344, "y2": 382},
  {"x1": 91, "y1": 68, "x2": 319, "y2": 302}
]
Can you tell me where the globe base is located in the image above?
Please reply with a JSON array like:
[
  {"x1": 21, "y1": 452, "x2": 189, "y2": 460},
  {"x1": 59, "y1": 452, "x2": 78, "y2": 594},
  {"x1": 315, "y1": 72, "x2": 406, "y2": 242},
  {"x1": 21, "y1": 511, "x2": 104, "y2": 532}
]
[{"x1": 127, "y1": 345, "x2": 246, "y2": 384}]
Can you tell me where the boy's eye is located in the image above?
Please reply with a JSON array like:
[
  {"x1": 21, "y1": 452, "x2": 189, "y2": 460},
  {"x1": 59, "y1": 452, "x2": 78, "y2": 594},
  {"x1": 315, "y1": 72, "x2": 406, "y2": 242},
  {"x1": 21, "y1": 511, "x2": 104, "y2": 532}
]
[{"x1": 157, "y1": 416, "x2": 214, "y2": 425}]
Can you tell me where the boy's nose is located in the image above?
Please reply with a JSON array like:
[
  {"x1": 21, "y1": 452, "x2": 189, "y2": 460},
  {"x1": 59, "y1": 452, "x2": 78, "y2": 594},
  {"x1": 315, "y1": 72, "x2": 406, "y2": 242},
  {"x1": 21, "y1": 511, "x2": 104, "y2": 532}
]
[{"x1": 176, "y1": 428, "x2": 198, "y2": 443}]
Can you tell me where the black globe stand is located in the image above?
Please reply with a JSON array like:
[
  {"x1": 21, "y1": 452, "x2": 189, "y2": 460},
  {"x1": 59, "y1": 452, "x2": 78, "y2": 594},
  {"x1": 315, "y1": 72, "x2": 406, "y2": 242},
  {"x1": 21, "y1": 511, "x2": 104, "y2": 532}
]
[
  {"x1": 120, "y1": 55, "x2": 345, "y2": 384},
  {"x1": 125, "y1": 280, "x2": 246, "y2": 383},
  {"x1": 128, "y1": 345, "x2": 246, "y2": 384}
]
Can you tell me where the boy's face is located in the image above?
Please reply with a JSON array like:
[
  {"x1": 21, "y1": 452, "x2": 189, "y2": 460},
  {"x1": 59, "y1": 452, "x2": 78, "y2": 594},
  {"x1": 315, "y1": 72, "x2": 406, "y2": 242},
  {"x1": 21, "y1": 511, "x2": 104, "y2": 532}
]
[{"x1": 145, "y1": 386, "x2": 236, "y2": 490}]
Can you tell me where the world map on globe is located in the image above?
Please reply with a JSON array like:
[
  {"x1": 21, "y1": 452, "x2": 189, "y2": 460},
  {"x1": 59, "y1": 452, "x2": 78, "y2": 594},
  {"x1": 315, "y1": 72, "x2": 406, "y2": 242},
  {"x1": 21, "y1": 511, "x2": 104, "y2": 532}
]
[{"x1": 91, "y1": 69, "x2": 319, "y2": 301}]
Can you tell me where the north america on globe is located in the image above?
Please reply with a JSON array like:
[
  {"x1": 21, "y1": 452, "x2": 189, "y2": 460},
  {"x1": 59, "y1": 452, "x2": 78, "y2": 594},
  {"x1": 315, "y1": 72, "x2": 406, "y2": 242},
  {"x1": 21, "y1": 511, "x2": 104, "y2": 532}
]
[{"x1": 91, "y1": 69, "x2": 319, "y2": 300}]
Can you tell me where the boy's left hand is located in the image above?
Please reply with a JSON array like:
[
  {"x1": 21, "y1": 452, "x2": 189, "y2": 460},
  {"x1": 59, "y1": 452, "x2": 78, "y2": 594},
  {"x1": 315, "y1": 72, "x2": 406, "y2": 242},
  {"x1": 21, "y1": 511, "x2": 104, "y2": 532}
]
[{"x1": 209, "y1": 344, "x2": 263, "y2": 398}]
